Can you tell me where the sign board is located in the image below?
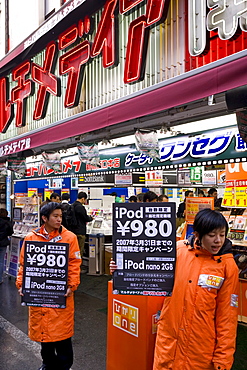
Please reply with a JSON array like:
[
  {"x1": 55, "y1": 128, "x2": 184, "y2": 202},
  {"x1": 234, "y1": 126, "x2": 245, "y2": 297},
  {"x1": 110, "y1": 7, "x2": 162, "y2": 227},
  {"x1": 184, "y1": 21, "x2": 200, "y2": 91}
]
[
  {"x1": 190, "y1": 166, "x2": 202, "y2": 183},
  {"x1": 203, "y1": 170, "x2": 217, "y2": 185},
  {"x1": 21, "y1": 241, "x2": 69, "y2": 308},
  {"x1": 185, "y1": 198, "x2": 214, "y2": 223},
  {"x1": 177, "y1": 169, "x2": 191, "y2": 186},
  {"x1": 115, "y1": 174, "x2": 132, "y2": 186},
  {"x1": 112, "y1": 202, "x2": 176, "y2": 296},
  {"x1": 145, "y1": 170, "x2": 163, "y2": 187}
]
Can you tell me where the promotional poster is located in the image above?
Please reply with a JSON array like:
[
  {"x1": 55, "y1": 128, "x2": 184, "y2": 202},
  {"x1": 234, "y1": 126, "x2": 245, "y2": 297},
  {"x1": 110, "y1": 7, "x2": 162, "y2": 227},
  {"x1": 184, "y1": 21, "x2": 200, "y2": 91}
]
[
  {"x1": 21, "y1": 241, "x2": 69, "y2": 308},
  {"x1": 112, "y1": 202, "x2": 176, "y2": 296}
]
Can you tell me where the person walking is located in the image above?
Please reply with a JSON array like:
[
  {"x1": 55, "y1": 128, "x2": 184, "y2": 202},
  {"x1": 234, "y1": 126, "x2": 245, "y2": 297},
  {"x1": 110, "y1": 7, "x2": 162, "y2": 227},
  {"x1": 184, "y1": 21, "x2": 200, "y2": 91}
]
[
  {"x1": 176, "y1": 190, "x2": 193, "y2": 218},
  {"x1": 61, "y1": 193, "x2": 71, "y2": 229},
  {"x1": 72, "y1": 192, "x2": 93, "y2": 264},
  {"x1": 153, "y1": 209, "x2": 239, "y2": 370},
  {"x1": 16, "y1": 202, "x2": 81, "y2": 370},
  {"x1": 0, "y1": 208, "x2": 13, "y2": 284}
]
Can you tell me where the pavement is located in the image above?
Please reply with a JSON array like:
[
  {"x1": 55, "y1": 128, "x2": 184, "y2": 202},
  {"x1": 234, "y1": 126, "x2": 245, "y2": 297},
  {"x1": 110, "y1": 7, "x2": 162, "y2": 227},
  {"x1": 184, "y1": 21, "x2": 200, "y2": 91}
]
[
  {"x1": 1, "y1": 271, "x2": 247, "y2": 370},
  {"x1": 0, "y1": 272, "x2": 112, "y2": 370}
]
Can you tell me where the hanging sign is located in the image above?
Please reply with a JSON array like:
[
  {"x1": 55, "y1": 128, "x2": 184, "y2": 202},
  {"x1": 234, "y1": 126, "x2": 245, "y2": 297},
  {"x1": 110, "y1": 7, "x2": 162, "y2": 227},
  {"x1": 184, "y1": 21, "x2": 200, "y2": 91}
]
[
  {"x1": 190, "y1": 166, "x2": 202, "y2": 183},
  {"x1": 21, "y1": 241, "x2": 69, "y2": 308},
  {"x1": 177, "y1": 169, "x2": 191, "y2": 186},
  {"x1": 222, "y1": 181, "x2": 236, "y2": 208},
  {"x1": 112, "y1": 202, "x2": 176, "y2": 296},
  {"x1": 115, "y1": 173, "x2": 132, "y2": 186},
  {"x1": 145, "y1": 170, "x2": 163, "y2": 187},
  {"x1": 42, "y1": 152, "x2": 61, "y2": 171},
  {"x1": 203, "y1": 170, "x2": 217, "y2": 185},
  {"x1": 185, "y1": 198, "x2": 214, "y2": 223},
  {"x1": 77, "y1": 143, "x2": 101, "y2": 168},
  {"x1": 8, "y1": 157, "x2": 26, "y2": 178},
  {"x1": 217, "y1": 170, "x2": 226, "y2": 186}
]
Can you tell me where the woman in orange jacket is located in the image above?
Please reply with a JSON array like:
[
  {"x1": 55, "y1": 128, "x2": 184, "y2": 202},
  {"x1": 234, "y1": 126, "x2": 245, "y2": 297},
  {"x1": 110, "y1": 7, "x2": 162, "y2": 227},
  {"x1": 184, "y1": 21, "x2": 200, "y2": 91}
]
[
  {"x1": 153, "y1": 209, "x2": 239, "y2": 370},
  {"x1": 16, "y1": 202, "x2": 81, "y2": 370}
]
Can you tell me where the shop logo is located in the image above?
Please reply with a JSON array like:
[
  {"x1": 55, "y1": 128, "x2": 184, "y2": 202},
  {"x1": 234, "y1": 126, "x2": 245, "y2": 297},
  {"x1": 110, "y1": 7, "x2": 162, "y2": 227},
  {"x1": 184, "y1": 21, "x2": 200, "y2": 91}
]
[
  {"x1": 152, "y1": 313, "x2": 159, "y2": 334},
  {"x1": 113, "y1": 299, "x2": 138, "y2": 337}
]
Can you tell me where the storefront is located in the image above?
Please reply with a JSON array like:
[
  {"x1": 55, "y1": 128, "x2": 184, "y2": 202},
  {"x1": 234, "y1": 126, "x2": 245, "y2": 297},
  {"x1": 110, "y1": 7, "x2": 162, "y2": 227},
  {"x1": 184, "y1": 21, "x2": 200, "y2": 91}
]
[{"x1": 2, "y1": 3, "x2": 247, "y2": 366}]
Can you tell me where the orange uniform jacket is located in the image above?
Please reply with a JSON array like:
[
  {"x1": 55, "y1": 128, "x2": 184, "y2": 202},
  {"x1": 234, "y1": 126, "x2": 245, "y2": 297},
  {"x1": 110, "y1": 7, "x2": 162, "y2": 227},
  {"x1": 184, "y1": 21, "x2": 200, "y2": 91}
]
[
  {"x1": 153, "y1": 239, "x2": 239, "y2": 370},
  {"x1": 16, "y1": 225, "x2": 81, "y2": 343}
]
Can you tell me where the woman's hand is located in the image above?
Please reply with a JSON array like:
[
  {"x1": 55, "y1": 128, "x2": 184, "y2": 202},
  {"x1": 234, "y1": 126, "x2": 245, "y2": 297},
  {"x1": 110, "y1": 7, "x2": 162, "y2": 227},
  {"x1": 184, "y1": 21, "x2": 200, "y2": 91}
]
[{"x1": 109, "y1": 258, "x2": 118, "y2": 274}]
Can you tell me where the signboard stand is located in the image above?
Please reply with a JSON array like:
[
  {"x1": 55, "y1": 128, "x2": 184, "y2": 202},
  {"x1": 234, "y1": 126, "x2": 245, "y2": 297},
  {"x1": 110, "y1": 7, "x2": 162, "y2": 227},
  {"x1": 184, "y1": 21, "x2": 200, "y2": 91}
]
[{"x1": 106, "y1": 280, "x2": 164, "y2": 370}]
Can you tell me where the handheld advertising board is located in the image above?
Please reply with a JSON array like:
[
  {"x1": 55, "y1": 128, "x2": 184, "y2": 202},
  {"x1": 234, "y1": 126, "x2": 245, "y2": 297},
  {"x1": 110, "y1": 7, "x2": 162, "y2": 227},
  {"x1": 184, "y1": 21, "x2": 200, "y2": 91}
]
[
  {"x1": 21, "y1": 241, "x2": 69, "y2": 308},
  {"x1": 112, "y1": 202, "x2": 176, "y2": 296}
]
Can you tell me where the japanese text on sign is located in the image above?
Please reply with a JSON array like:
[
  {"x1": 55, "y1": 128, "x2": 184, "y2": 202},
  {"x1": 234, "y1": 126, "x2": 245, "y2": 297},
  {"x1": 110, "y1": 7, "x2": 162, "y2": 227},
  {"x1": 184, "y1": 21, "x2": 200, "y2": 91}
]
[
  {"x1": 21, "y1": 241, "x2": 69, "y2": 308},
  {"x1": 112, "y1": 202, "x2": 176, "y2": 296}
]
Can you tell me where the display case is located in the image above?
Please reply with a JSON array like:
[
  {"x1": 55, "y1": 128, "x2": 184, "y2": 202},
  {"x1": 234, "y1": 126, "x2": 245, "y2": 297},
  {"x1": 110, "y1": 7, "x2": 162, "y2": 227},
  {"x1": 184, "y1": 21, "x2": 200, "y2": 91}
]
[{"x1": 13, "y1": 195, "x2": 40, "y2": 238}]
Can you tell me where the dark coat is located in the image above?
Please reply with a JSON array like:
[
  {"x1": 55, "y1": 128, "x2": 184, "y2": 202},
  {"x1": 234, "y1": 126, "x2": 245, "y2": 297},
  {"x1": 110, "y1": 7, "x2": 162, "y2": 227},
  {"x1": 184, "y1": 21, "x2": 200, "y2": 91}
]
[
  {"x1": 176, "y1": 201, "x2": 185, "y2": 218},
  {"x1": 72, "y1": 201, "x2": 93, "y2": 235},
  {"x1": 0, "y1": 216, "x2": 13, "y2": 248}
]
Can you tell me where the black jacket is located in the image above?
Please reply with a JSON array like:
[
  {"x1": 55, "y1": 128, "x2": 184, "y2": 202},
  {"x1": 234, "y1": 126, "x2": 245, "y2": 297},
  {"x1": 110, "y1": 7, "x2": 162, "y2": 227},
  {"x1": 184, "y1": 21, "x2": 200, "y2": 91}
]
[
  {"x1": 72, "y1": 201, "x2": 93, "y2": 235},
  {"x1": 177, "y1": 202, "x2": 185, "y2": 218},
  {"x1": 0, "y1": 216, "x2": 13, "y2": 248}
]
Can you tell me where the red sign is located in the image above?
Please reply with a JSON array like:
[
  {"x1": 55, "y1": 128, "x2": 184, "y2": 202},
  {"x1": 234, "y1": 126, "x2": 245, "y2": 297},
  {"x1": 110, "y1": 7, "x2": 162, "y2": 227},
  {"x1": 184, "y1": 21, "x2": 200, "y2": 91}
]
[{"x1": 0, "y1": 0, "x2": 170, "y2": 133}]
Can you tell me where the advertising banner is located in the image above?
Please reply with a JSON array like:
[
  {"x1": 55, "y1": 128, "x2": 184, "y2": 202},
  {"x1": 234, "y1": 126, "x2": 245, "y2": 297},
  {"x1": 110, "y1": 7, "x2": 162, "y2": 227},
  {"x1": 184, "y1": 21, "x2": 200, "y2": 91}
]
[
  {"x1": 115, "y1": 174, "x2": 132, "y2": 186},
  {"x1": 190, "y1": 167, "x2": 202, "y2": 183},
  {"x1": 203, "y1": 170, "x2": 217, "y2": 185},
  {"x1": 222, "y1": 181, "x2": 236, "y2": 208},
  {"x1": 145, "y1": 170, "x2": 163, "y2": 187},
  {"x1": 21, "y1": 241, "x2": 69, "y2": 308},
  {"x1": 185, "y1": 198, "x2": 214, "y2": 223},
  {"x1": 112, "y1": 202, "x2": 176, "y2": 296}
]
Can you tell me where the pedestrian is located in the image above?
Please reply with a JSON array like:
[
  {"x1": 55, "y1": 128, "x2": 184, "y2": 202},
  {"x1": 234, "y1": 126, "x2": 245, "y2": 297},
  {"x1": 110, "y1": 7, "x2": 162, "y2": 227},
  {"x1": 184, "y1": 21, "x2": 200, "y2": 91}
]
[
  {"x1": 153, "y1": 209, "x2": 239, "y2": 370},
  {"x1": 16, "y1": 202, "x2": 81, "y2": 370},
  {"x1": 137, "y1": 193, "x2": 144, "y2": 202},
  {"x1": 158, "y1": 194, "x2": 169, "y2": 202},
  {"x1": 40, "y1": 192, "x2": 61, "y2": 208},
  {"x1": 72, "y1": 192, "x2": 93, "y2": 265},
  {"x1": 143, "y1": 191, "x2": 158, "y2": 202},
  {"x1": 176, "y1": 190, "x2": 193, "y2": 218},
  {"x1": 207, "y1": 187, "x2": 224, "y2": 210},
  {"x1": 61, "y1": 193, "x2": 71, "y2": 229},
  {"x1": 128, "y1": 195, "x2": 137, "y2": 203},
  {"x1": 198, "y1": 189, "x2": 205, "y2": 197},
  {"x1": 0, "y1": 208, "x2": 13, "y2": 284}
]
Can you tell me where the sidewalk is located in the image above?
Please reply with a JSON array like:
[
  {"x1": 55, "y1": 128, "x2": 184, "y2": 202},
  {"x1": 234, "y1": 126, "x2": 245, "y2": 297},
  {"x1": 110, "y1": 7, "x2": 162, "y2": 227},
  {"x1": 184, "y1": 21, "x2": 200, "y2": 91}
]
[
  {"x1": 0, "y1": 273, "x2": 111, "y2": 370},
  {"x1": 1, "y1": 272, "x2": 247, "y2": 369}
]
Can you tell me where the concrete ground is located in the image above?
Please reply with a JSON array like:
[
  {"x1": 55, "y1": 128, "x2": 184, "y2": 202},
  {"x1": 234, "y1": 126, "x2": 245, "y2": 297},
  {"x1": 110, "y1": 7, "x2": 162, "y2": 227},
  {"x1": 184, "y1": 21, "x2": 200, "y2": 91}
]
[
  {"x1": 0, "y1": 272, "x2": 111, "y2": 370},
  {"x1": 1, "y1": 271, "x2": 247, "y2": 370}
]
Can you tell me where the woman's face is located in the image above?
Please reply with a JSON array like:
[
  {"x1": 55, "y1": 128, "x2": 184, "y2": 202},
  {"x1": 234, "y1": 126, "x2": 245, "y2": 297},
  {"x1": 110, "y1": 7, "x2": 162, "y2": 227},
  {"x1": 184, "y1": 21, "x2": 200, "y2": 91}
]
[{"x1": 195, "y1": 227, "x2": 226, "y2": 254}]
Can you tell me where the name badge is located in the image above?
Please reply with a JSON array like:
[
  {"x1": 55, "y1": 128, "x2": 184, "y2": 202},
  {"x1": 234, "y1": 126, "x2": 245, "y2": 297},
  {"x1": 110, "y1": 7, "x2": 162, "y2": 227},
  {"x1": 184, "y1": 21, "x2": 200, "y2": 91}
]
[{"x1": 198, "y1": 274, "x2": 224, "y2": 289}]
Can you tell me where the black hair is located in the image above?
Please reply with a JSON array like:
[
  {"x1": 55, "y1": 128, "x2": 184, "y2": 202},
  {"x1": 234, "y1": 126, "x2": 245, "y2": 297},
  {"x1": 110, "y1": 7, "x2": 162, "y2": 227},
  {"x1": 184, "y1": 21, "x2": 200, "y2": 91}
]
[
  {"x1": 193, "y1": 209, "x2": 228, "y2": 240},
  {"x1": 61, "y1": 193, "x2": 70, "y2": 201},
  {"x1": 50, "y1": 192, "x2": 61, "y2": 201},
  {"x1": 77, "y1": 191, "x2": 87, "y2": 200},
  {"x1": 137, "y1": 193, "x2": 144, "y2": 202},
  {"x1": 129, "y1": 195, "x2": 137, "y2": 202},
  {"x1": 185, "y1": 190, "x2": 193, "y2": 197},
  {"x1": 143, "y1": 191, "x2": 158, "y2": 202},
  {"x1": 198, "y1": 189, "x2": 205, "y2": 196},
  {"x1": 158, "y1": 194, "x2": 168, "y2": 201},
  {"x1": 40, "y1": 202, "x2": 62, "y2": 220},
  {"x1": 208, "y1": 187, "x2": 217, "y2": 195}
]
